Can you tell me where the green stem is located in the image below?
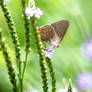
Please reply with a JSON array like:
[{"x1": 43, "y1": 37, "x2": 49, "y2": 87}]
[
  {"x1": 20, "y1": 0, "x2": 31, "y2": 91},
  {"x1": 31, "y1": 17, "x2": 49, "y2": 92},
  {"x1": 19, "y1": 61, "x2": 23, "y2": 92},
  {"x1": 19, "y1": 76, "x2": 23, "y2": 92},
  {"x1": 43, "y1": 43, "x2": 56, "y2": 92},
  {"x1": 46, "y1": 57, "x2": 56, "y2": 92},
  {"x1": 68, "y1": 79, "x2": 72, "y2": 92},
  {"x1": 22, "y1": 52, "x2": 28, "y2": 77},
  {"x1": 0, "y1": 0, "x2": 21, "y2": 63},
  {"x1": 0, "y1": 1, "x2": 23, "y2": 92},
  {"x1": 21, "y1": 0, "x2": 30, "y2": 77},
  {"x1": 0, "y1": 31, "x2": 17, "y2": 92}
]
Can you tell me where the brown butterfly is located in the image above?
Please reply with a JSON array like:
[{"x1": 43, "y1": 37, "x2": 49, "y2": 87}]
[{"x1": 39, "y1": 20, "x2": 69, "y2": 48}]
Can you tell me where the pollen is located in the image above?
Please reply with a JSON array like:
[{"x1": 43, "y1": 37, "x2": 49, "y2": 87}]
[{"x1": 39, "y1": 28, "x2": 43, "y2": 33}]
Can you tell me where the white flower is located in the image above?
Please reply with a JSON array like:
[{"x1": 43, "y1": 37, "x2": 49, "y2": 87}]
[
  {"x1": 34, "y1": 8, "x2": 43, "y2": 18},
  {"x1": 24, "y1": 7, "x2": 43, "y2": 19},
  {"x1": 58, "y1": 88, "x2": 78, "y2": 92},
  {"x1": 24, "y1": 7, "x2": 34, "y2": 19}
]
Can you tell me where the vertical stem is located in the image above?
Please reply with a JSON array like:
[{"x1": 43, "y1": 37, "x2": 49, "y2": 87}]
[
  {"x1": 0, "y1": 0, "x2": 21, "y2": 63},
  {"x1": 0, "y1": 30, "x2": 17, "y2": 92},
  {"x1": 68, "y1": 79, "x2": 72, "y2": 92},
  {"x1": 21, "y1": 0, "x2": 30, "y2": 78},
  {"x1": 46, "y1": 57, "x2": 56, "y2": 92},
  {"x1": 0, "y1": 1, "x2": 22, "y2": 92},
  {"x1": 19, "y1": 62, "x2": 23, "y2": 92},
  {"x1": 31, "y1": 17, "x2": 49, "y2": 92},
  {"x1": 22, "y1": 52, "x2": 28, "y2": 77},
  {"x1": 43, "y1": 43, "x2": 56, "y2": 92}
]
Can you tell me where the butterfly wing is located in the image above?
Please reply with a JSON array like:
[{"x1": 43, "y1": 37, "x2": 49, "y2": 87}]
[
  {"x1": 39, "y1": 25, "x2": 57, "y2": 43},
  {"x1": 51, "y1": 20, "x2": 69, "y2": 42}
]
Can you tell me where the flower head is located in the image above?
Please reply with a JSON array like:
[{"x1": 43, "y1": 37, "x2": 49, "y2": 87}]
[
  {"x1": 81, "y1": 40, "x2": 92, "y2": 60},
  {"x1": 34, "y1": 7, "x2": 43, "y2": 18},
  {"x1": 76, "y1": 72, "x2": 92, "y2": 91},
  {"x1": 43, "y1": 48, "x2": 54, "y2": 58},
  {"x1": 24, "y1": 7, "x2": 43, "y2": 19}
]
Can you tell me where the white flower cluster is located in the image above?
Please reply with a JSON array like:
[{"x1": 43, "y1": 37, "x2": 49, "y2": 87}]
[{"x1": 24, "y1": 7, "x2": 43, "y2": 19}]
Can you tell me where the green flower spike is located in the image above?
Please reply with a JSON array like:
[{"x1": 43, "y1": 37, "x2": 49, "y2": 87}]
[
  {"x1": 31, "y1": 17, "x2": 49, "y2": 92},
  {"x1": 21, "y1": 0, "x2": 31, "y2": 78},
  {"x1": 0, "y1": 1, "x2": 23, "y2": 92},
  {"x1": 68, "y1": 79, "x2": 72, "y2": 92},
  {"x1": 0, "y1": 0, "x2": 21, "y2": 62},
  {"x1": 0, "y1": 30, "x2": 17, "y2": 92},
  {"x1": 46, "y1": 57, "x2": 56, "y2": 92},
  {"x1": 27, "y1": 0, "x2": 49, "y2": 92},
  {"x1": 62, "y1": 78, "x2": 66, "y2": 89}
]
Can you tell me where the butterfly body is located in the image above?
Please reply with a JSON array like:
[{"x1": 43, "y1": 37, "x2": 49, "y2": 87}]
[{"x1": 39, "y1": 20, "x2": 69, "y2": 48}]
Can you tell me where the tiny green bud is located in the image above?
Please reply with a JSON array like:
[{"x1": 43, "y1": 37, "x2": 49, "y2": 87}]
[
  {"x1": 28, "y1": 48, "x2": 31, "y2": 52},
  {"x1": 62, "y1": 78, "x2": 66, "y2": 89},
  {"x1": 28, "y1": 0, "x2": 35, "y2": 7},
  {"x1": 0, "y1": 28, "x2": 2, "y2": 32},
  {"x1": 2, "y1": 38, "x2": 6, "y2": 44},
  {"x1": 68, "y1": 78, "x2": 72, "y2": 92}
]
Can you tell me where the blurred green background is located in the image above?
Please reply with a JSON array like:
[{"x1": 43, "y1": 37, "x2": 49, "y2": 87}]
[{"x1": 0, "y1": 0, "x2": 92, "y2": 92}]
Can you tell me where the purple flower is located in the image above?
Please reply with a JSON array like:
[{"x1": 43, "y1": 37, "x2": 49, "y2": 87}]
[
  {"x1": 4, "y1": 0, "x2": 10, "y2": 2},
  {"x1": 24, "y1": 89, "x2": 38, "y2": 92},
  {"x1": 24, "y1": 7, "x2": 43, "y2": 19},
  {"x1": 30, "y1": 89, "x2": 38, "y2": 92},
  {"x1": 81, "y1": 40, "x2": 92, "y2": 60},
  {"x1": 44, "y1": 48, "x2": 54, "y2": 58},
  {"x1": 58, "y1": 88, "x2": 78, "y2": 92},
  {"x1": 76, "y1": 72, "x2": 92, "y2": 91}
]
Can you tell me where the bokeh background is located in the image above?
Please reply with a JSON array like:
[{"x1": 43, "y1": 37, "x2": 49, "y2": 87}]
[{"x1": 0, "y1": 0, "x2": 92, "y2": 92}]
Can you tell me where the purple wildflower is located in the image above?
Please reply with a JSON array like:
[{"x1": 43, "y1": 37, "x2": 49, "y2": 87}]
[
  {"x1": 24, "y1": 89, "x2": 38, "y2": 92},
  {"x1": 81, "y1": 40, "x2": 92, "y2": 60},
  {"x1": 76, "y1": 72, "x2": 92, "y2": 91},
  {"x1": 34, "y1": 7, "x2": 43, "y2": 18},
  {"x1": 44, "y1": 48, "x2": 54, "y2": 58},
  {"x1": 37, "y1": 54, "x2": 40, "y2": 57},
  {"x1": 58, "y1": 88, "x2": 78, "y2": 92},
  {"x1": 24, "y1": 7, "x2": 43, "y2": 19},
  {"x1": 30, "y1": 89, "x2": 38, "y2": 92},
  {"x1": 4, "y1": 0, "x2": 10, "y2": 2}
]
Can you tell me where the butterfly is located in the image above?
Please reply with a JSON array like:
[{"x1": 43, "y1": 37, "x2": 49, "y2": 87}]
[{"x1": 39, "y1": 20, "x2": 69, "y2": 48}]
